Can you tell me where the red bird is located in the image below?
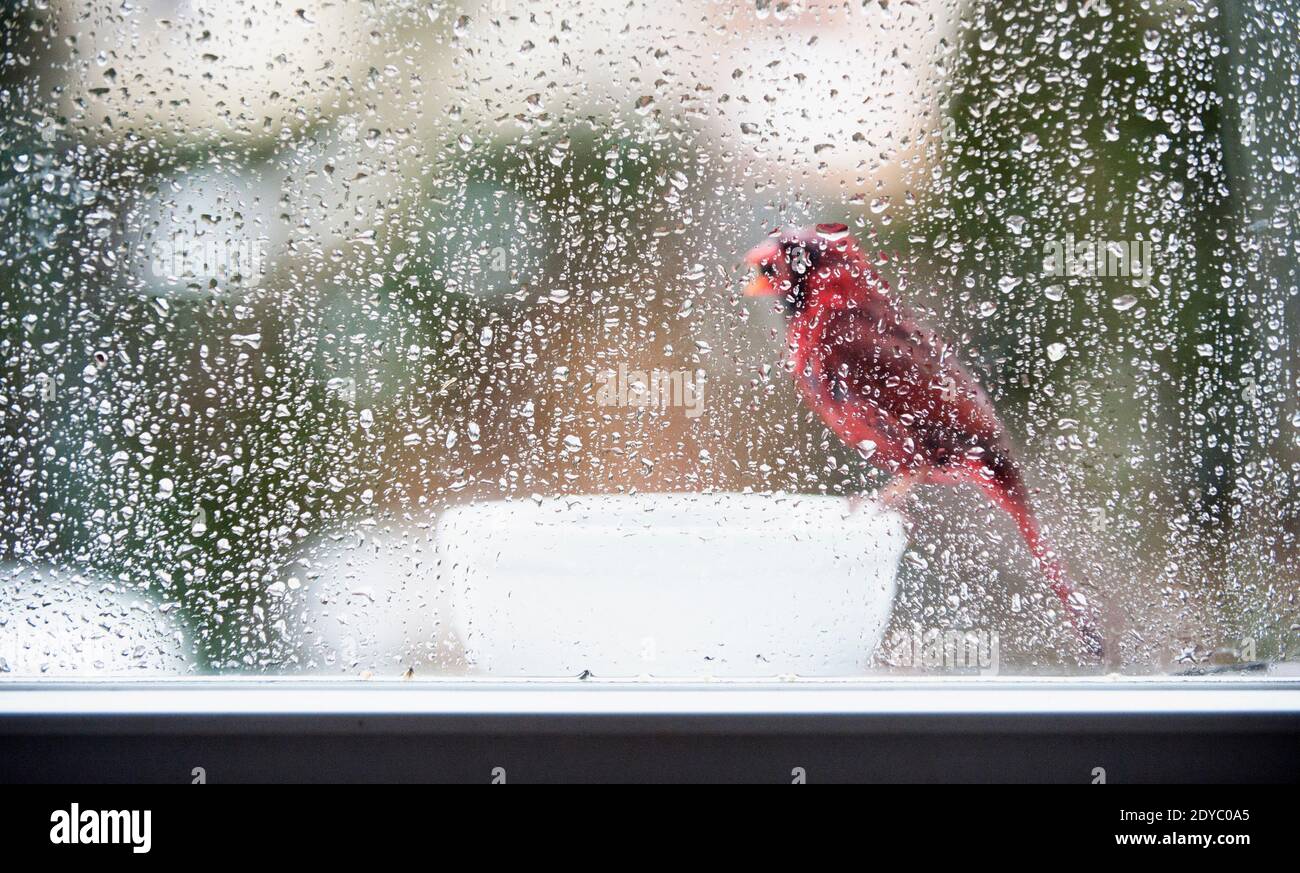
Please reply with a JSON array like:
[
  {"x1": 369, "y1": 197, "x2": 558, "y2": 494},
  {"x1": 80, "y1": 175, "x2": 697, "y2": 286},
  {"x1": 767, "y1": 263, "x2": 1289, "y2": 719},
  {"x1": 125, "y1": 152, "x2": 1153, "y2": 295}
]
[{"x1": 743, "y1": 224, "x2": 1103, "y2": 659}]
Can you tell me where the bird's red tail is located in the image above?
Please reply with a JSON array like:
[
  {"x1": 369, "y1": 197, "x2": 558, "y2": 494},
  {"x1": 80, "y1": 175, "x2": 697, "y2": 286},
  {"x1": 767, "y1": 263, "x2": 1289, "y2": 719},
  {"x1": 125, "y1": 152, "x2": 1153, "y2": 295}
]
[{"x1": 978, "y1": 471, "x2": 1105, "y2": 660}]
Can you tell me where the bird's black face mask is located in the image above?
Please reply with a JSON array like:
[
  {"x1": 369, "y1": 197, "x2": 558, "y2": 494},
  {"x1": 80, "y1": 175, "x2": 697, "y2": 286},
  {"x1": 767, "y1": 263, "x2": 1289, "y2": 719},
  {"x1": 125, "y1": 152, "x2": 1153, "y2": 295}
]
[{"x1": 779, "y1": 241, "x2": 819, "y2": 315}]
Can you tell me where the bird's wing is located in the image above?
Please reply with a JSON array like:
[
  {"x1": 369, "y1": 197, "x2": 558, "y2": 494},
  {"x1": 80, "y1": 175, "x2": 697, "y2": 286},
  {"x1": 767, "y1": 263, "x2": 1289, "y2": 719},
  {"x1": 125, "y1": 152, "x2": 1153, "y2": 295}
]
[{"x1": 806, "y1": 306, "x2": 1011, "y2": 469}]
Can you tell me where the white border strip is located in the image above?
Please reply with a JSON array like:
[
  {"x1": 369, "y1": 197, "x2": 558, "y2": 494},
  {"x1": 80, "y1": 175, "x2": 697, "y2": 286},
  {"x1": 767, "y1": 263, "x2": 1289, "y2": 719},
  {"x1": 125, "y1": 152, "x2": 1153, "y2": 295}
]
[{"x1": 1, "y1": 681, "x2": 1299, "y2": 716}]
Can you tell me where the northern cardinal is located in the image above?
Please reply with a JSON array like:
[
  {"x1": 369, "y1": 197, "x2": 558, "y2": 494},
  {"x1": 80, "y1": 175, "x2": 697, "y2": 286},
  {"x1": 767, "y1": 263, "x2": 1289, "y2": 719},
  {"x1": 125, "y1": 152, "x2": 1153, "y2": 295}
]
[{"x1": 743, "y1": 224, "x2": 1103, "y2": 659}]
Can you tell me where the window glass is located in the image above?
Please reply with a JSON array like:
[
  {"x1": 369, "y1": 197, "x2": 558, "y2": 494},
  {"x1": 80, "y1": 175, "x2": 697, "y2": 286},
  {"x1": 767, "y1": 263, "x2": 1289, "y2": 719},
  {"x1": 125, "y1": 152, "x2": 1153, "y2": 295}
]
[{"x1": 1, "y1": 0, "x2": 1296, "y2": 678}]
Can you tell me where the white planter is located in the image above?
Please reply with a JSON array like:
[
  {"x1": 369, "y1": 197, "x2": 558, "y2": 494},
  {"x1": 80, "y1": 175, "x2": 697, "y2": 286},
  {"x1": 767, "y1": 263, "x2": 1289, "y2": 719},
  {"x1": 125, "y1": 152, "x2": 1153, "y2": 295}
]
[{"x1": 440, "y1": 493, "x2": 905, "y2": 678}]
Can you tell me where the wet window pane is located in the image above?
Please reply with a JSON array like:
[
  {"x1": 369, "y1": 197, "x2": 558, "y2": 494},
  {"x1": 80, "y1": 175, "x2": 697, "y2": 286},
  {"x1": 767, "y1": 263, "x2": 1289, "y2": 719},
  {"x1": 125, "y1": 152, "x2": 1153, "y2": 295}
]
[{"x1": 1, "y1": 0, "x2": 1296, "y2": 678}]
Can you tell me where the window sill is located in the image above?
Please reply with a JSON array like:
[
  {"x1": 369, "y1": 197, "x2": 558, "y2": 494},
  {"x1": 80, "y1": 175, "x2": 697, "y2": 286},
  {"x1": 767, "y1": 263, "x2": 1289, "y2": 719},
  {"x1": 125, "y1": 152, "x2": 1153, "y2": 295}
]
[{"x1": 1, "y1": 678, "x2": 1297, "y2": 782}]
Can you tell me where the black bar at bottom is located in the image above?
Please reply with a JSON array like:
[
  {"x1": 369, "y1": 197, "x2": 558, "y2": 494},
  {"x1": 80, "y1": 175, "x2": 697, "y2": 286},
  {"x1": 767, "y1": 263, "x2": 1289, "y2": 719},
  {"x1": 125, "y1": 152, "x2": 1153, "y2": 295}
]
[
  {"x1": 0, "y1": 779, "x2": 1287, "y2": 861},
  {"x1": 2, "y1": 712, "x2": 1297, "y2": 783}
]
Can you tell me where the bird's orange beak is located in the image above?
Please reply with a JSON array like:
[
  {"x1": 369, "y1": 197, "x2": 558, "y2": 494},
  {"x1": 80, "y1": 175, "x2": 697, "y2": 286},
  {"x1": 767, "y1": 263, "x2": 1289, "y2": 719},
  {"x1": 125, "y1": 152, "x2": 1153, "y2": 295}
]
[
  {"x1": 744, "y1": 272, "x2": 776, "y2": 297},
  {"x1": 743, "y1": 241, "x2": 780, "y2": 297}
]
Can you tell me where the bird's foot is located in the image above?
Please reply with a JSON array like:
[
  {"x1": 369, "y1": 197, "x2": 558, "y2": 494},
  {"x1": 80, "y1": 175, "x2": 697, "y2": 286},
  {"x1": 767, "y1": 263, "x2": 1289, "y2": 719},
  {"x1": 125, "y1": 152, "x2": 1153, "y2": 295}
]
[{"x1": 1080, "y1": 622, "x2": 1106, "y2": 663}]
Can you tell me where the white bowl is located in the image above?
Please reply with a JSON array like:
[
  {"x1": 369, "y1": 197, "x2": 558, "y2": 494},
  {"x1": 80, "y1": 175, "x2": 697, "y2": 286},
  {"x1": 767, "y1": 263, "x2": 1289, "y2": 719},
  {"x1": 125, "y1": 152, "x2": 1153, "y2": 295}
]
[{"x1": 440, "y1": 493, "x2": 905, "y2": 678}]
